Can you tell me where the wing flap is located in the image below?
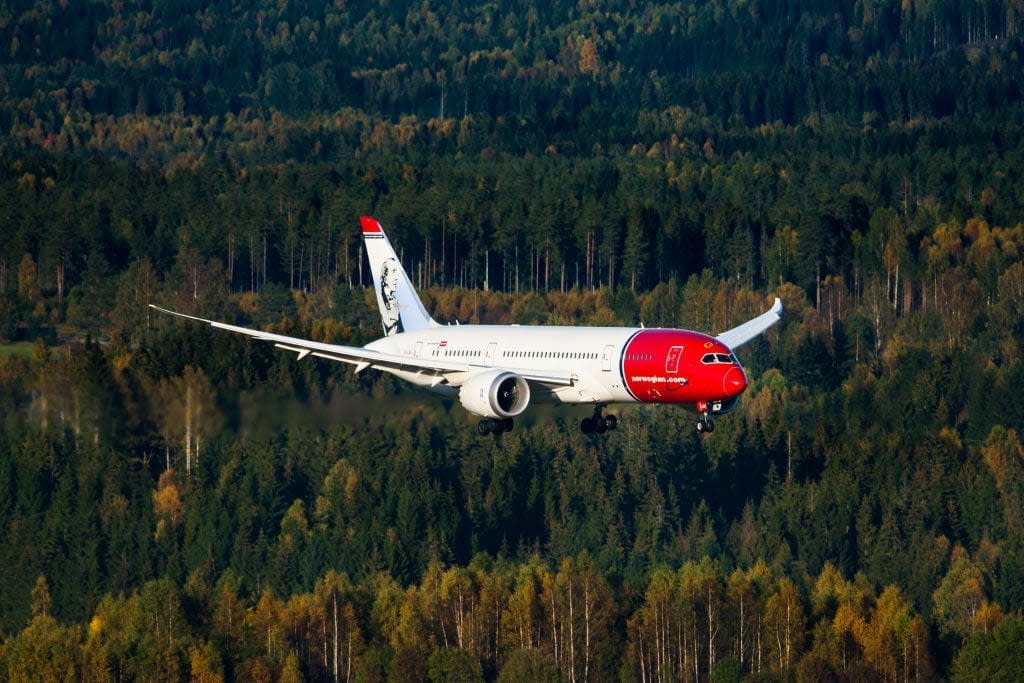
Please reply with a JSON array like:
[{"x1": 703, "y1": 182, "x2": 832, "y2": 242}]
[
  {"x1": 441, "y1": 368, "x2": 573, "y2": 388},
  {"x1": 518, "y1": 369, "x2": 574, "y2": 387}
]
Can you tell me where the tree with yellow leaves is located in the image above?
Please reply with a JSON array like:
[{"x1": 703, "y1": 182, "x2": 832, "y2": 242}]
[
  {"x1": 1, "y1": 576, "x2": 83, "y2": 682},
  {"x1": 578, "y1": 38, "x2": 600, "y2": 77},
  {"x1": 981, "y1": 427, "x2": 1024, "y2": 539},
  {"x1": 764, "y1": 577, "x2": 805, "y2": 673},
  {"x1": 153, "y1": 468, "x2": 184, "y2": 540},
  {"x1": 726, "y1": 561, "x2": 773, "y2": 675},
  {"x1": 314, "y1": 570, "x2": 363, "y2": 683},
  {"x1": 189, "y1": 641, "x2": 224, "y2": 683},
  {"x1": 502, "y1": 559, "x2": 546, "y2": 652},
  {"x1": 933, "y1": 545, "x2": 990, "y2": 641}
]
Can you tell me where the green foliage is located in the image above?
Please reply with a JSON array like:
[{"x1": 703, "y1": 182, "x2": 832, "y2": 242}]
[
  {"x1": 497, "y1": 648, "x2": 562, "y2": 683},
  {"x1": 711, "y1": 657, "x2": 744, "y2": 683},
  {"x1": 0, "y1": 0, "x2": 1023, "y2": 678},
  {"x1": 1, "y1": 615, "x2": 82, "y2": 682},
  {"x1": 951, "y1": 617, "x2": 1024, "y2": 683},
  {"x1": 427, "y1": 648, "x2": 484, "y2": 683},
  {"x1": 0, "y1": 293, "x2": 1017, "y2": 679}
]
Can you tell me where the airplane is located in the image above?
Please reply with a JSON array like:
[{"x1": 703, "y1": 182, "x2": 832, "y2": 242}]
[{"x1": 151, "y1": 216, "x2": 783, "y2": 435}]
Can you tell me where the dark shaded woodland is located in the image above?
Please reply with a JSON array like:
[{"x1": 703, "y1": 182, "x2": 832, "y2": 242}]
[{"x1": 2, "y1": 0, "x2": 1024, "y2": 679}]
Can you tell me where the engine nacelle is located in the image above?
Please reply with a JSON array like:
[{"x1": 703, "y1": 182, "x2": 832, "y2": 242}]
[{"x1": 458, "y1": 370, "x2": 531, "y2": 419}]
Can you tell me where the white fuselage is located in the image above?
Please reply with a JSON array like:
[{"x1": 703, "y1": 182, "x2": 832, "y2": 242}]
[{"x1": 367, "y1": 324, "x2": 638, "y2": 405}]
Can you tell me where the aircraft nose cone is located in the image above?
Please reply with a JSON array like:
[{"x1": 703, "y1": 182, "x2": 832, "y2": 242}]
[{"x1": 724, "y1": 366, "x2": 747, "y2": 396}]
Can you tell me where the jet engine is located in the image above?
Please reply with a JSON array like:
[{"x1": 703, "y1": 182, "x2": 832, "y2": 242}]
[{"x1": 459, "y1": 370, "x2": 531, "y2": 418}]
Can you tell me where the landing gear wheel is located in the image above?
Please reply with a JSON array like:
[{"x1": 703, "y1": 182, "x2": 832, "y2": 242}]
[
  {"x1": 581, "y1": 406, "x2": 617, "y2": 435},
  {"x1": 696, "y1": 415, "x2": 715, "y2": 434},
  {"x1": 479, "y1": 418, "x2": 514, "y2": 435}
]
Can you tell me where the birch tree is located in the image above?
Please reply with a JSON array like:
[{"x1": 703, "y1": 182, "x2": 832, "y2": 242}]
[
  {"x1": 156, "y1": 365, "x2": 222, "y2": 475},
  {"x1": 764, "y1": 577, "x2": 806, "y2": 673},
  {"x1": 310, "y1": 571, "x2": 362, "y2": 683}
]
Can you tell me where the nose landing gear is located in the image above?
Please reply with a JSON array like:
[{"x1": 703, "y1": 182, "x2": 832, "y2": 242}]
[
  {"x1": 696, "y1": 415, "x2": 715, "y2": 433},
  {"x1": 581, "y1": 405, "x2": 618, "y2": 435},
  {"x1": 695, "y1": 401, "x2": 715, "y2": 434}
]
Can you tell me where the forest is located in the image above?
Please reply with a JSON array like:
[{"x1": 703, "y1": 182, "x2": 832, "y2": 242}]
[{"x1": 2, "y1": 0, "x2": 1024, "y2": 680}]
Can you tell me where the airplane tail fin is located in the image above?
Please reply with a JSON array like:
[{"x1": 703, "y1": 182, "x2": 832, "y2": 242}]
[{"x1": 360, "y1": 216, "x2": 436, "y2": 336}]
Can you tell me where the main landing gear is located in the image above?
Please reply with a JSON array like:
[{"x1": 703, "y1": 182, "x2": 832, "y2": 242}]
[
  {"x1": 581, "y1": 406, "x2": 618, "y2": 435},
  {"x1": 478, "y1": 417, "x2": 514, "y2": 435}
]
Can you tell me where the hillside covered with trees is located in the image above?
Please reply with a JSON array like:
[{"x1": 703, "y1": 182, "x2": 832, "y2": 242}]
[{"x1": 2, "y1": 0, "x2": 1024, "y2": 680}]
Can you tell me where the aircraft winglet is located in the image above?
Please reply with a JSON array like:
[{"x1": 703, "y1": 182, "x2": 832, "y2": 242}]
[{"x1": 715, "y1": 297, "x2": 783, "y2": 350}]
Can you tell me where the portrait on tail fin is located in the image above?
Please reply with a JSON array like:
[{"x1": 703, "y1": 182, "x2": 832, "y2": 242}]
[
  {"x1": 379, "y1": 257, "x2": 403, "y2": 335},
  {"x1": 361, "y1": 215, "x2": 435, "y2": 337}
]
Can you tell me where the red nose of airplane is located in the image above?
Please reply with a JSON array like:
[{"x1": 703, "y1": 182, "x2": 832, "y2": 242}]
[{"x1": 723, "y1": 366, "x2": 747, "y2": 396}]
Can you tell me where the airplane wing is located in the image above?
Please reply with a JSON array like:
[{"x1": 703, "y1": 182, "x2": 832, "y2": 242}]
[
  {"x1": 149, "y1": 305, "x2": 573, "y2": 388},
  {"x1": 715, "y1": 297, "x2": 783, "y2": 350}
]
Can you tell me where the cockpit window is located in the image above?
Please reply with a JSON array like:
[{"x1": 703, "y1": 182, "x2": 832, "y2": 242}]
[{"x1": 701, "y1": 353, "x2": 738, "y2": 365}]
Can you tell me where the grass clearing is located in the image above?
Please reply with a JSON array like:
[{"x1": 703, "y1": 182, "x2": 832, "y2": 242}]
[{"x1": 0, "y1": 342, "x2": 37, "y2": 359}]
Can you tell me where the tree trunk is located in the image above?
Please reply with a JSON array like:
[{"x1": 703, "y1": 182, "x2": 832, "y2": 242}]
[
  {"x1": 346, "y1": 621, "x2": 353, "y2": 682},
  {"x1": 550, "y1": 584, "x2": 558, "y2": 667},
  {"x1": 56, "y1": 260, "x2": 64, "y2": 304},
  {"x1": 227, "y1": 232, "x2": 235, "y2": 286},
  {"x1": 583, "y1": 576, "x2": 590, "y2": 683},
  {"x1": 568, "y1": 574, "x2": 576, "y2": 683},
  {"x1": 249, "y1": 234, "x2": 255, "y2": 293},
  {"x1": 333, "y1": 591, "x2": 339, "y2": 683},
  {"x1": 708, "y1": 585, "x2": 716, "y2": 674},
  {"x1": 637, "y1": 624, "x2": 647, "y2": 683},
  {"x1": 185, "y1": 382, "x2": 193, "y2": 475}
]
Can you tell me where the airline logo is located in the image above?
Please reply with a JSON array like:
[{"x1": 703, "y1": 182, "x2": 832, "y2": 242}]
[{"x1": 665, "y1": 345, "x2": 683, "y2": 373}]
